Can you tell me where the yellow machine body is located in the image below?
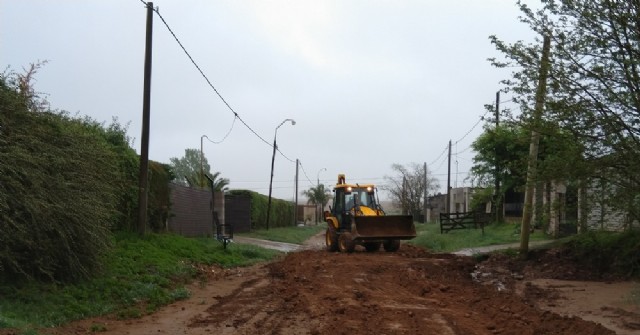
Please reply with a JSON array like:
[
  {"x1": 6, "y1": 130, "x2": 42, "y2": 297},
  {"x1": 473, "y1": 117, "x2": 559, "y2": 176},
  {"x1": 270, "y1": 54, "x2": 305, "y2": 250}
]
[{"x1": 324, "y1": 174, "x2": 416, "y2": 253}]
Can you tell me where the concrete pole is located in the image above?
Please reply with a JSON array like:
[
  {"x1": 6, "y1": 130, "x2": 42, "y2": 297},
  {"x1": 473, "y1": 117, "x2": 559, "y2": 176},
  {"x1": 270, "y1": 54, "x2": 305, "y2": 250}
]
[{"x1": 520, "y1": 34, "x2": 552, "y2": 258}]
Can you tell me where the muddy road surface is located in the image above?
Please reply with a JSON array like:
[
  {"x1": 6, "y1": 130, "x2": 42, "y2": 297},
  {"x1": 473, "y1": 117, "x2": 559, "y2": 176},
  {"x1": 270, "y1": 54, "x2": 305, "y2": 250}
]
[{"x1": 38, "y1": 243, "x2": 637, "y2": 335}]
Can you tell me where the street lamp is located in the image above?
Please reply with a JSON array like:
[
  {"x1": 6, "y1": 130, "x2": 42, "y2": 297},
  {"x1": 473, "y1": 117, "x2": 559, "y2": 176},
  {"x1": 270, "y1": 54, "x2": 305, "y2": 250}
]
[
  {"x1": 266, "y1": 118, "x2": 296, "y2": 230},
  {"x1": 316, "y1": 167, "x2": 327, "y2": 224},
  {"x1": 317, "y1": 167, "x2": 327, "y2": 187},
  {"x1": 200, "y1": 135, "x2": 209, "y2": 188}
]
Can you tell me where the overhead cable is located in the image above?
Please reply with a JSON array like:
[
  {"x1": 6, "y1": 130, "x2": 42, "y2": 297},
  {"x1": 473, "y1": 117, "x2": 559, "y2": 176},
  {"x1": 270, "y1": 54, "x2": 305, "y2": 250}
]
[{"x1": 151, "y1": 6, "x2": 273, "y2": 148}]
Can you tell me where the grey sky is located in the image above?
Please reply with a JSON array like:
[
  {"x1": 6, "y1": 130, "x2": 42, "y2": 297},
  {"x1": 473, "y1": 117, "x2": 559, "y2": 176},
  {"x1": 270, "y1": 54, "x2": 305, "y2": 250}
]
[{"x1": 1, "y1": 0, "x2": 537, "y2": 201}]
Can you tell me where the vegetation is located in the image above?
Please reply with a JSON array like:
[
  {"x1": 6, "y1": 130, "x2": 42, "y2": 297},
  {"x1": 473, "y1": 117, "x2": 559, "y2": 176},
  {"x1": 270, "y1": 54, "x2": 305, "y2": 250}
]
[
  {"x1": 410, "y1": 222, "x2": 550, "y2": 253},
  {"x1": 1, "y1": 66, "x2": 121, "y2": 282},
  {"x1": 489, "y1": 0, "x2": 640, "y2": 225},
  {"x1": 470, "y1": 123, "x2": 584, "y2": 227},
  {"x1": 0, "y1": 232, "x2": 280, "y2": 330},
  {"x1": 382, "y1": 163, "x2": 439, "y2": 217},
  {"x1": 239, "y1": 225, "x2": 325, "y2": 244},
  {"x1": 301, "y1": 183, "x2": 332, "y2": 223},
  {"x1": 169, "y1": 148, "x2": 229, "y2": 190},
  {"x1": 227, "y1": 190, "x2": 295, "y2": 229},
  {"x1": 565, "y1": 230, "x2": 640, "y2": 278}
]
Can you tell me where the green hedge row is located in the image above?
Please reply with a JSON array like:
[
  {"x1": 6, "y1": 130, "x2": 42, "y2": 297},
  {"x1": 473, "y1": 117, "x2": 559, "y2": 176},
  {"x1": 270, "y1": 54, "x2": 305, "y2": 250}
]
[{"x1": 227, "y1": 190, "x2": 294, "y2": 230}]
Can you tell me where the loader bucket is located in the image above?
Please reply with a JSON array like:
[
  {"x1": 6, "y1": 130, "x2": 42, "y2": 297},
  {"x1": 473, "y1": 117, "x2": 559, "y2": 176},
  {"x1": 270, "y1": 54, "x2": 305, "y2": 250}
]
[{"x1": 351, "y1": 215, "x2": 416, "y2": 241}]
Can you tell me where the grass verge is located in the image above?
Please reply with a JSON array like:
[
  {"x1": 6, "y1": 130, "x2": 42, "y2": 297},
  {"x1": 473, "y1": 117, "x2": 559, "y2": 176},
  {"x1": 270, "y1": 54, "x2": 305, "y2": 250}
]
[
  {"x1": 0, "y1": 232, "x2": 280, "y2": 331},
  {"x1": 238, "y1": 225, "x2": 325, "y2": 244},
  {"x1": 410, "y1": 221, "x2": 551, "y2": 253}
]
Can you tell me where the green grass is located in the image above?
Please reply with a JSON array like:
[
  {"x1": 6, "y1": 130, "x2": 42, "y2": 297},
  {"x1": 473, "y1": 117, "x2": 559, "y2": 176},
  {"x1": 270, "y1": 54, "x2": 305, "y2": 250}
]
[
  {"x1": 238, "y1": 225, "x2": 325, "y2": 244},
  {"x1": 0, "y1": 232, "x2": 280, "y2": 331},
  {"x1": 409, "y1": 221, "x2": 551, "y2": 253}
]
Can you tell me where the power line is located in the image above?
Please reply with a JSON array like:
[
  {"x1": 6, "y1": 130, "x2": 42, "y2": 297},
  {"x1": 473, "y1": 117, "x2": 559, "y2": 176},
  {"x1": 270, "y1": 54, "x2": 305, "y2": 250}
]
[
  {"x1": 455, "y1": 110, "x2": 489, "y2": 145},
  {"x1": 297, "y1": 161, "x2": 315, "y2": 186},
  {"x1": 204, "y1": 115, "x2": 237, "y2": 144},
  {"x1": 428, "y1": 143, "x2": 449, "y2": 166},
  {"x1": 277, "y1": 147, "x2": 296, "y2": 163},
  {"x1": 151, "y1": 6, "x2": 276, "y2": 150}
]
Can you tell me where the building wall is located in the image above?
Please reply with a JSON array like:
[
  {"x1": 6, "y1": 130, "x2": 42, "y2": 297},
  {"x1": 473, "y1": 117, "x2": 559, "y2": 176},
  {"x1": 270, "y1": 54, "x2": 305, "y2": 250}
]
[{"x1": 579, "y1": 181, "x2": 633, "y2": 231}]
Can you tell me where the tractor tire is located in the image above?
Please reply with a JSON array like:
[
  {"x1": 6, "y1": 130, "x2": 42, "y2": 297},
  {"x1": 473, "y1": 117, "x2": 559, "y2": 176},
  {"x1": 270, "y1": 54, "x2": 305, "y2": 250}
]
[
  {"x1": 363, "y1": 242, "x2": 381, "y2": 252},
  {"x1": 383, "y1": 239, "x2": 401, "y2": 252},
  {"x1": 325, "y1": 228, "x2": 338, "y2": 252},
  {"x1": 338, "y1": 232, "x2": 356, "y2": 253}
]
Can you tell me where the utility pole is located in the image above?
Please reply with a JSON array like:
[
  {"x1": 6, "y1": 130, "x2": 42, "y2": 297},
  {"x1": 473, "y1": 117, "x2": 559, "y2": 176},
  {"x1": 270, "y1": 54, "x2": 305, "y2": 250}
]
[
  {"x1": 495, "y1": 91, "x2": 502, "y2": 223},
  {"x1": 137, "y1": 1, "x2": 153, "y2": 237},
  {"x1": 402, "y1": 176, "x2": 407, "y2": 215},
  {"x1": 200, "y1": 135, "x2": 208, "y2": 188},
  {"x1": 446, "y1": 140, "x2": 452, "y2": 214},
  {"x1": 294, "y1": 159, "x2": 299, "y2": 226},
  {"x1": 423, "y1": 162, "x2": 428, "y2": 223},
  {"x1": 520, "y1": 34, "x2": 552, "y2": 258}
]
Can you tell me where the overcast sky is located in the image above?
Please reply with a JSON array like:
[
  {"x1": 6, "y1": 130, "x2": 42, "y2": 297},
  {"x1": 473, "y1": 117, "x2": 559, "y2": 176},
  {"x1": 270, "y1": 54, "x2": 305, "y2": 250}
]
[{"x1": 1, "y1": 0, "x2": 538, "y2": 201}]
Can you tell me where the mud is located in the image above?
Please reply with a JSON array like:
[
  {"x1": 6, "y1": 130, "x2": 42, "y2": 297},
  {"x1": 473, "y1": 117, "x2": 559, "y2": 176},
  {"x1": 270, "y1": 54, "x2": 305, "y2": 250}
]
[{"x1": 8, "y1": 234, "x2": 640, "y2": 335}]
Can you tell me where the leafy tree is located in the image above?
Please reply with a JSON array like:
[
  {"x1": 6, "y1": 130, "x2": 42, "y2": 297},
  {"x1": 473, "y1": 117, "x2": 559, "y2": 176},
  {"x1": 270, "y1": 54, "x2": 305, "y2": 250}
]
[
  {"x1": 169, "y1": 148, "x2": 229, "y2": 191},
  {"x1": 471, "y1": 121, "x2": 585, "y2": 225},
  {"x1": 489, "y1": 0, "x2": 640, "y2": 221},
  {"x1": 471, "y1": 124, "x2": 529, "y2": 191},
  {"x1": 471, "y1": 122, "x2": 584, "y2": 190},
  {"x1": 302, "y1": 184, "x2": 332, "y2": 223},
  {"x1": 383, "y1": 163, "x2": 439, "y2": 216}
]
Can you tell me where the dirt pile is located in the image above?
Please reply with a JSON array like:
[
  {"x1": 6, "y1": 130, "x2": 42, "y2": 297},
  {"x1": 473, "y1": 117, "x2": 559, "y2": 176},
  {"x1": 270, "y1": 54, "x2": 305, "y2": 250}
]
[
  {"x1": 187, "y1": 246, "x2": 613, "y2": 334},
  {"x1": 16, "y1": 244, "x2": 636, "y2": 335}
]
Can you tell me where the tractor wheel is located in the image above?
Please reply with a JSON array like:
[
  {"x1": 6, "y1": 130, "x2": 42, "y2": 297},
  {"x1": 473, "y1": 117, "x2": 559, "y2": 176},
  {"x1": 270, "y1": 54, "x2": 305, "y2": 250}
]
[
  {"x1": 325, "y1": 228, "x2": 338, "y2": 252},
  {"x1": 338, "y1": 232, "x2": 355, "y2": 253},
  {"x1": 363, "y1": 242, "x2": 381, "y2": 252},
  {"x1": 383, "y1": 239, "x2": 401, "y2": 252}
]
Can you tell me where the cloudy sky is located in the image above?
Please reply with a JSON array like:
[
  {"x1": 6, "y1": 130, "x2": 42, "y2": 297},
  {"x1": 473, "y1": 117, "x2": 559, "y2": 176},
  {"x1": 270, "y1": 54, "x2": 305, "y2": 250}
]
[{"x1": 1, "y1": 0, "x2": 538, "y2": 201}]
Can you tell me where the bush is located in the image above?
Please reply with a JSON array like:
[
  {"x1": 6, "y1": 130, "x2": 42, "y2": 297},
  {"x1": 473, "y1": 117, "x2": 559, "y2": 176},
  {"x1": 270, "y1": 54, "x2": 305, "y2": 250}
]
[
  {"x1": 568, "y1": 230, "x2": 640, "y2": 278},
  {"x1": 0, "y1": 73, "x2": 117, "y2": 282},
  {"x1": 227, "y1": 190, "x2": 294, "y2": 230}
]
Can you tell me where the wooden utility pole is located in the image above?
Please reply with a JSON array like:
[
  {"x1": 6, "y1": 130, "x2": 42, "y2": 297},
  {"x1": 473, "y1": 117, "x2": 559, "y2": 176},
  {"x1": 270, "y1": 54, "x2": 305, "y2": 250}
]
[
  {"x1": 402, "y1": 176, "x2": 407, "y2": 215},
  {"x1": 137, "y1": 2, "x2": 153, "y2": 237},
  {"x1": 495, "y1": 91, "x2": 502, "y2": 223},
  {"x1": 423, "y1": 162, "x2": 428, "y2": 223},
  {"x1": 446, "y1": 140, "x2": 452, "y2": 214},
  {"x1": 294, "y1": 159, "x2": 299, "y2": 226},
  {"x1": 520, "y1": 34, "x2": 552, "y2": 258}
]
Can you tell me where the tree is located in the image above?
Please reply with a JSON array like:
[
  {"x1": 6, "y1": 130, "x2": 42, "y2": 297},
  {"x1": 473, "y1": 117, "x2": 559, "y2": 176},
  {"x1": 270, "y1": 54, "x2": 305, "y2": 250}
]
[
  {"x1": 302, "y1": 184, "x2": 332, "y2": 224},
  {"x1": 383, "y1": 163, "x2": 439, "y2": 217},
  {"x1": 489, "y1": 0, "x2": 640, "y2": 222},
  {"x1": 169, "y1": 148, "x2": 229, "y2": 191}
]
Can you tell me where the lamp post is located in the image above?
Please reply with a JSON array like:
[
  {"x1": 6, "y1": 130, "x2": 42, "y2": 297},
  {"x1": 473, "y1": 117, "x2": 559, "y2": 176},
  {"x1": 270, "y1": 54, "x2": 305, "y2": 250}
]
[
  {"x1": 316, "y1": 167, "x2": 326, "y2": 224},
  {"x1": 266, "y1": 118, "x2": 296, "y2": 230},
  {"x1": 200, "y1": 135, "x2": 209, "y2": 188}
]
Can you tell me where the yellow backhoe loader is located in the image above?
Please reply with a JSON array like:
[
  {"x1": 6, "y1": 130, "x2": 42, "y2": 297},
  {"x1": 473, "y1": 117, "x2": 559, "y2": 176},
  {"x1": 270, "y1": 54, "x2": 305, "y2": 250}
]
[{"x1": 324, "y1": 174, "x2": 416, "y2": 253}]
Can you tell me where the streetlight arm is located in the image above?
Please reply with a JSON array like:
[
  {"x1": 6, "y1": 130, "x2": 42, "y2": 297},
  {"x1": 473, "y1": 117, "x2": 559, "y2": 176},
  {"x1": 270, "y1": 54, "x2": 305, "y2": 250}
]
[
  {"x1": 266, "y1": 118, "x2": 295, "y2": 230},
  {"x1": 200, "y1": 135, "x2": 209, "y2": 188}
]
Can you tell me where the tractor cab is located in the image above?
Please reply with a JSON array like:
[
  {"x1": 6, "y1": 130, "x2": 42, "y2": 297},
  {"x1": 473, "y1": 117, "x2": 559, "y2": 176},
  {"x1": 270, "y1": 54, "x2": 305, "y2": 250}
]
[{"x1": 331, "y1": 175, "x2": 384, "y2": 230}]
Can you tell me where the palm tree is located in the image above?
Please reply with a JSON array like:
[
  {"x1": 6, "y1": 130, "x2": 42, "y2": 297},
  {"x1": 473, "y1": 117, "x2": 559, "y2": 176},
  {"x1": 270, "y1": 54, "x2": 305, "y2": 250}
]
[
  {"x1": 302, "y1": 184, "x2": 332, "y2": 224},
  {"x1": 205, "y1": 171, "x2": 230, "y2": 192}
]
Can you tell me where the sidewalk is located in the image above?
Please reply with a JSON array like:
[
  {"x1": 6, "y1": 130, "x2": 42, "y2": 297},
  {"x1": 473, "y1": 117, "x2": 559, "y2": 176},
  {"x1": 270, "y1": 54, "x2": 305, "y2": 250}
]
[
  {"x1": 231, "y1": 236, "x2": 304, "y2": 253},
  {"x1": 452, "y1": 240, "x2": 556, "y2": 256}
]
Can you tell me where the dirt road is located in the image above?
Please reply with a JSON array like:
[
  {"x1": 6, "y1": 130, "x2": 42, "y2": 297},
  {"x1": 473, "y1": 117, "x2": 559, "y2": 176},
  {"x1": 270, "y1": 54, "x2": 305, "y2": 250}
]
[{"x1": 38, "y1": 236, "x2": 640, "y2": 335}]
